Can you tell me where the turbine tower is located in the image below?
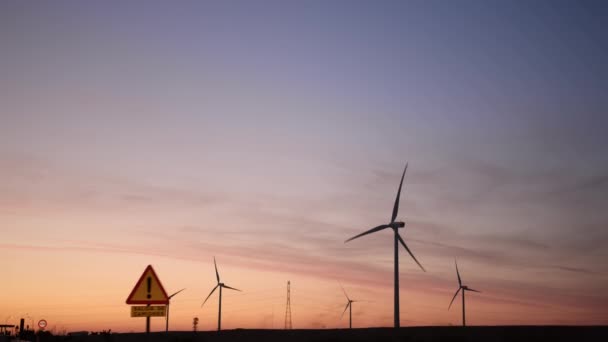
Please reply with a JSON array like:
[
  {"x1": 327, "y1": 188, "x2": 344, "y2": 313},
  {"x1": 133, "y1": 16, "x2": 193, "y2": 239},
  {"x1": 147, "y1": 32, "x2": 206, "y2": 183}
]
[
  {"x1": 340, "y1": 285, "x2": 358, "y2": 329},
  {"x1": 201, "y1": 257, "x2": 241, "y2": 331},
  {"x1": 166, "y1": 288, "x2": 186, "y2": 333},
  {"x1": 345, "y1": 163, "x2": 425, "y2": 328},
  {"x1": 448, "y1": 260, "x2": 481, "y2": 326}
]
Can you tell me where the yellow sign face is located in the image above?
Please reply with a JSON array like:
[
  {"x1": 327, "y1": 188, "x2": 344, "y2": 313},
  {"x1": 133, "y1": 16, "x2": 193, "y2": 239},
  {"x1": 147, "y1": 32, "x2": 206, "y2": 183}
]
[
  {"x1": 131, "y1": 306, "x2": 167, "y2": 317},
  {"x1": 126, "y1": 265, "x2": 169, "y2": 304}
]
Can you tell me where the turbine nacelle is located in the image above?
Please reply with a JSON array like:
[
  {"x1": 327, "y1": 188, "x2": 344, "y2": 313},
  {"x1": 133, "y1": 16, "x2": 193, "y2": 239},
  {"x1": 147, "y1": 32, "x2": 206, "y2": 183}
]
[{"x1": 390, "y1": 221, "x2": 405, "y2": 229}]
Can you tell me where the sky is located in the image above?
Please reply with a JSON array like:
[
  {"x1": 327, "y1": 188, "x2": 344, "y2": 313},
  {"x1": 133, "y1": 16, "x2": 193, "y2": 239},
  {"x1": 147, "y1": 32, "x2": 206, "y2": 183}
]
[{"x1": 1, "y1": 0, "x2": 608, "y2": 333}]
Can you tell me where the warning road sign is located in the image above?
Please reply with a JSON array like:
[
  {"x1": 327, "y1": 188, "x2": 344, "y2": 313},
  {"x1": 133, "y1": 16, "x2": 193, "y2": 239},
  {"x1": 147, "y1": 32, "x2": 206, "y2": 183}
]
[
  {"x1": 131, "y1": 306, "x2": 167, "y2": 317},
  {"x1": 126, "y1": 265, "x2": 169, "y2": 305}
]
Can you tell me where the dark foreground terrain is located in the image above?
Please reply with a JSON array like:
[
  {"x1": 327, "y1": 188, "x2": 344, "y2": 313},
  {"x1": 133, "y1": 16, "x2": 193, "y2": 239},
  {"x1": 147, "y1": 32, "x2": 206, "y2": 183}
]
[{"x1": 5, "y1": 326, "x2": 607, "y2": 342}]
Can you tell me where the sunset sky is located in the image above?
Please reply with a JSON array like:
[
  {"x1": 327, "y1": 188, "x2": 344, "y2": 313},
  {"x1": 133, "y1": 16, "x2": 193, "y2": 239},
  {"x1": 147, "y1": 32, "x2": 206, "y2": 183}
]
[{"x1": 1, "y1": 0, "x2": 607, "y2": 333}]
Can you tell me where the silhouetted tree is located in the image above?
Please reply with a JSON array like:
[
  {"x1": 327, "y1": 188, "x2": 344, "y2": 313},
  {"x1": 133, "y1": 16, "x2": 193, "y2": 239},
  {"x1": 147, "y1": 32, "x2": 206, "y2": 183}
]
[{"x1": 192, "y1": 317, "x2": 199, "y2": 332}]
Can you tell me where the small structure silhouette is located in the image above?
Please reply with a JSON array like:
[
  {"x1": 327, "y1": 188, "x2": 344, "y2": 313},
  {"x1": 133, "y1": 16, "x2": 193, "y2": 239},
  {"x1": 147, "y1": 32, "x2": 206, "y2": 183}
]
[{"x1": 192, "y1": 317, "x2": 198, "y2": 332}]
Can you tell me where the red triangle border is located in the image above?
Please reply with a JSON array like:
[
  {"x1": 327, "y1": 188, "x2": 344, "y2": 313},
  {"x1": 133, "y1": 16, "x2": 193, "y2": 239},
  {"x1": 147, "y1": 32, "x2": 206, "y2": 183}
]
[{"x1": 126, "y1": 265, "x2": 170, "y2": 304}]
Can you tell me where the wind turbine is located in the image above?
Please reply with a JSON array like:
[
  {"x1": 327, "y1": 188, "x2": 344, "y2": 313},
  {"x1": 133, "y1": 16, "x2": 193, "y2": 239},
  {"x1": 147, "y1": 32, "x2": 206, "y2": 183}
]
[
  {"x1": 201, "y1": 257, "x2": 241, "y2": 331},
  {"x1": 448, "y1": 260, "x2": 481, "y2": 326},
  {"x1": 345, "y1": 162, "x2": 425, "y2": 328},
  {"x1": 340, "y1": 285, "x2": 358, "y2": 329},
  {"x1": 165, "y1": 288, "x2": 186, "y2": 333}
]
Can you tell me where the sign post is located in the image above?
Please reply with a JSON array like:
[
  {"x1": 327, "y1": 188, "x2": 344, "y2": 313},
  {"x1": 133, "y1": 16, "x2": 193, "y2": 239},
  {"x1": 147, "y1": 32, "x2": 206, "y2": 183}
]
[
  {"x1": 37, "y1": 320, "x2": 47, "y2": 330},
  {"x1": 126, "y1": 265, "x2": 169, "y2": 333}
]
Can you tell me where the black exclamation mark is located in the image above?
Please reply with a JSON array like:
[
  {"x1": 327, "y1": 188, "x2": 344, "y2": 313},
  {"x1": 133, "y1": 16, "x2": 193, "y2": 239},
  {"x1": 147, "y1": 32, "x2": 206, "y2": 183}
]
[{"x1": 147, "y1": 277, "x2": 152, "y2": 299}]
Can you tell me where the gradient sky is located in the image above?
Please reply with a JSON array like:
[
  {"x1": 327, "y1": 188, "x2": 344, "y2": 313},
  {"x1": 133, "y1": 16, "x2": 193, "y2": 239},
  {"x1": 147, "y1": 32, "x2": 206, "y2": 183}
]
[{"x1": 1, "y1": 0, "x2": 607, "y2": 333}]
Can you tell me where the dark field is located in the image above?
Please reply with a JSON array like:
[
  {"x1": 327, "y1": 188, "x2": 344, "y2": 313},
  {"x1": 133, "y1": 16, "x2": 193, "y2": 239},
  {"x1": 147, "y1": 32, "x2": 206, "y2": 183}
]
[{"x1": 8, "y1": 326, "x2": 607, "y2": 342}]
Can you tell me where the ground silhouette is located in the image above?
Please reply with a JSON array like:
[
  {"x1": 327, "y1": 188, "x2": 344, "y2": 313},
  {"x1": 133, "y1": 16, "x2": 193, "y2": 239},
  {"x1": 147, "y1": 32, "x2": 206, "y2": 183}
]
[{"x1": 7, "y1": 326, "x2": 606, "y2": 342}]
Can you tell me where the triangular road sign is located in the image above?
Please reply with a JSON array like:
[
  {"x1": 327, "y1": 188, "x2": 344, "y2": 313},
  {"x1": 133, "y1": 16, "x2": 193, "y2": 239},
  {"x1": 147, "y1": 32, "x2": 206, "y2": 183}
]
[{"x1": 126, "y1": 265, "x2": 169, "y2": 304}]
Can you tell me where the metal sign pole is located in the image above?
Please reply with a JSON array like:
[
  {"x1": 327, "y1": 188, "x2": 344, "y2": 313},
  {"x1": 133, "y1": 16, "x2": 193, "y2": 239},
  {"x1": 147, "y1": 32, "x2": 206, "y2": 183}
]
[{"x1": 146, "y1": 304, "x2": 150, "y2": 334}]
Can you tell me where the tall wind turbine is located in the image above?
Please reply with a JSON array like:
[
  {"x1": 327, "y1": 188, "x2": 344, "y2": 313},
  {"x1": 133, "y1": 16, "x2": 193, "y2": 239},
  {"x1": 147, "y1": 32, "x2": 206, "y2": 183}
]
[
  {"x1": 201, "y1": 257, "x2": 241, "y2": 331},
  {"x1": 448, "y1": 260, "x2": 481, "y2": 326},
  {"x1": 166, "y1": 288, "x2": 186, "y2": 333},
  {"x1": 345, "y1": 163, "x2": 425, "y2": 328},
  {"x1": 340, "y1": 285, "x2": 358, "y2": 329}
]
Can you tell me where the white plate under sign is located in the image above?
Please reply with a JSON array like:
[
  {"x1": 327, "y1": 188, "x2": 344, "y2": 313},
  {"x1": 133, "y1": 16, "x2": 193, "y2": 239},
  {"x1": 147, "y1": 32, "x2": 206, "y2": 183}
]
[{"x1": 131, "y1": 305, "x2": 167, "y2": 317}]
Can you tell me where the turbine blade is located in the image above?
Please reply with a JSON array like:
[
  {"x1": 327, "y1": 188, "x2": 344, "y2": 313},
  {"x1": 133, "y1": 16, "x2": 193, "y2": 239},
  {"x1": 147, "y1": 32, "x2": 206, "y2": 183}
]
[
  {"x1": 466, "y1": 288, "x2": 481, "y2": 293},
  {"x1": 340, "y1": 283, "x2": 350, "y2": 301},
  {"x1": 341, "y1": 302, "x2": 350, "y2": 318},
  {"x1": 214, "y1": 257, "x2": 220, "y2": 283},
  {"x1": 391, "y1": 163, "x2": 408, "y2": 223},
  {"x1": 455, "y1": 259, "x2": 462, "y2": 287},
  {"x1": 345, "y1": 225, "x2": 390, "y2": 243},
  {"x1": 201, "y1": 285, "x2": 219, "y2": 307},
  {"x1": 169, "y1": 288, "x2": 186, "y2": 299},
  {"x1": 222, "y1": 284, "x2": 241, "y2": 292},
  {"x1": 448, "y1": 288, "x2": 461, "y2": 310},
  {"x1": 397, "y1": 232, "x2": 426, "y2": 272}
]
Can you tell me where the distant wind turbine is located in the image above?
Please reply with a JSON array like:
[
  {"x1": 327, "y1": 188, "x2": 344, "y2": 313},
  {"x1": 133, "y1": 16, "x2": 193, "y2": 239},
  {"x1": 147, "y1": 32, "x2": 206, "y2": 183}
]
[
  {"x1": 340, "y1": 285, "x2": 358, "y2": 329},
  {"x1": 201, "y1": 257, "x2": 241, "y2": 331},
  {"x1": 448, "y1": 260, "x2": 481, "y2": 326},
  {"x1": 166, "y1": 288, "x2": 186, "y2": 333},
  {"x1": 345, "y1": 163, "x2": 425, "y2": 328}
]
